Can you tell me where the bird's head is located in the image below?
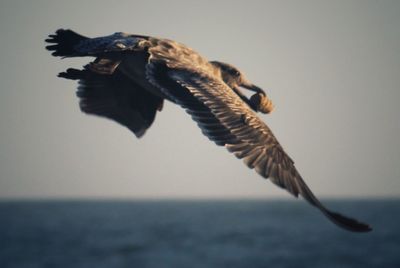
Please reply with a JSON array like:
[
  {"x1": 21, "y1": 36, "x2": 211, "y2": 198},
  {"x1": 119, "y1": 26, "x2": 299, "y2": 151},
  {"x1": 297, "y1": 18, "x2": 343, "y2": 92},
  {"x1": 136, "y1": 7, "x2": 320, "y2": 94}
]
[{"x1": 210, "y1": 61, "x2": 265, "y2": 95}]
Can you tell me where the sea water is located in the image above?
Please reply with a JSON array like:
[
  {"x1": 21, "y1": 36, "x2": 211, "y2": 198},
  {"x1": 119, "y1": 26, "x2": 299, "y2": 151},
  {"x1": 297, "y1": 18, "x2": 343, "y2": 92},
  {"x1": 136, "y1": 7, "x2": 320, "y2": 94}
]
[{"x1": 0, "y1": 199, "x2": 399, "y2": 268}]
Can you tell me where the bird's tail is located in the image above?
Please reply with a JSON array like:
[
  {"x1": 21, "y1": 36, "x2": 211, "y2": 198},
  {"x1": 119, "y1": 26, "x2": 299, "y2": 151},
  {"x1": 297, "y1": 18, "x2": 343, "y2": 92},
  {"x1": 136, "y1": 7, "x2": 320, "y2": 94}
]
[{"x1": 45, "y1": 29, "x2": 88, "y2": 57}]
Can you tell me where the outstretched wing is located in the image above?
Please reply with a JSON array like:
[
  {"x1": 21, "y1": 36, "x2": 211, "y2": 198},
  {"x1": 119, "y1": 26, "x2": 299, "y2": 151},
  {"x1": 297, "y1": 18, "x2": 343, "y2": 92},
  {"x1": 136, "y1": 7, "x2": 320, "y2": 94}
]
[
  {"x1": 59, "y1": 66, "x2": 163, "y2": 138},
  {"x1": 147, "y1": 61, "x2": 371, "y2": 232},
  {"x1": 45, "y1": 29, "x2": 149, "y2": 57}
]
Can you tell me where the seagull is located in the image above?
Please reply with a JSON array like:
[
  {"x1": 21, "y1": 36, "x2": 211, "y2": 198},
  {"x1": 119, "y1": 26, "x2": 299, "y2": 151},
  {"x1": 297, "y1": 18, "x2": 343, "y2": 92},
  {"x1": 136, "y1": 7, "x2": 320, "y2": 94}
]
[{"x1": 45, "y1": 29, "x2": 371, "y2": 232}]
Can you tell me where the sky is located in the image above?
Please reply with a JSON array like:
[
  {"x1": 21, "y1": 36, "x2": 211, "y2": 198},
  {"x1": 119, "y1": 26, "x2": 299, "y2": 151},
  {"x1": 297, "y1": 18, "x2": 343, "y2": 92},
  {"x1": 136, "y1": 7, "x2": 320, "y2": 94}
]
[{"x1": 0, "y1": 0, "x2": 399, "y2": 199}]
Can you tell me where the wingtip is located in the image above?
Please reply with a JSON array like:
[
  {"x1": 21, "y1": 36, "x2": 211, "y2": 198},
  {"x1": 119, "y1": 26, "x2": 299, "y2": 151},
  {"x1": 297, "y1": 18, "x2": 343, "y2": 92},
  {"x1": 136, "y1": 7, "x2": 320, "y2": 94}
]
[
  {"x1": 57, "y1": 68, "x2": 85, "y2": 80},
  {"x1": 44, "y1": 28, "x2": 86, "y2": 57},
  {"x1": 325, "y1": 209, "x2": 372, "y2": 233}
]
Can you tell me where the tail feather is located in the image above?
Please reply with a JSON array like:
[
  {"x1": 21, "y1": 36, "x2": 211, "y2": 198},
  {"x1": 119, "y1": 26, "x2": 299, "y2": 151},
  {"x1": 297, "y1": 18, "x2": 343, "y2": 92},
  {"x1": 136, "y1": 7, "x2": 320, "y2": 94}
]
[{"x1": 45, "y1": 29, "x2": 88, "y2": 57}]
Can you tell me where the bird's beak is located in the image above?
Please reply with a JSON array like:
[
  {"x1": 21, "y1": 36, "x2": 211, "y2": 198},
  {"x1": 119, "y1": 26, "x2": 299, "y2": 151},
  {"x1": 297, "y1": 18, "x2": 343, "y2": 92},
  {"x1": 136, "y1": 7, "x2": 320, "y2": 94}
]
[{"x1": 240, "y1": 79, "x2": 266, "y2": 96}]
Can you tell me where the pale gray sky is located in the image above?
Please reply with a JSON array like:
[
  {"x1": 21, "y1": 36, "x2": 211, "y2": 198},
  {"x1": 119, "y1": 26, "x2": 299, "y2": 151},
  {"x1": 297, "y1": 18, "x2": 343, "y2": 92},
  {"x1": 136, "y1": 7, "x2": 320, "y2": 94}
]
[{"x1": 0, "y1": 0, "x2": 399, "y2": 199}]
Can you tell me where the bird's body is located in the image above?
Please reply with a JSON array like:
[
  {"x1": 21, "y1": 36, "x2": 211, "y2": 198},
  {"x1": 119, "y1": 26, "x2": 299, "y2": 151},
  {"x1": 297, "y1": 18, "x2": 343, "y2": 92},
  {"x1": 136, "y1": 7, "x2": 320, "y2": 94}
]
[{"x1": 46, "y1": 29, "x2": 371, "y2": 232}]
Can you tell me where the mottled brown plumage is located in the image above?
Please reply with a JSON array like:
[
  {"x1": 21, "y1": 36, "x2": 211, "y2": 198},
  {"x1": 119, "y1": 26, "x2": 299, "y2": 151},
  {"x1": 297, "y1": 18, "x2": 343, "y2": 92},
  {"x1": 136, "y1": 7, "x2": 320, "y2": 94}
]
[{"x1": 46, "y1": 29, "x2": 371, "y2": 232}]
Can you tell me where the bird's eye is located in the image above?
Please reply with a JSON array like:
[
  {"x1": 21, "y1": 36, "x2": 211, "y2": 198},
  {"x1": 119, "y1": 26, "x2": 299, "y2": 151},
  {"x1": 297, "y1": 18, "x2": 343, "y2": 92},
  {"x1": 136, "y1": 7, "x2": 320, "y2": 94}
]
[{"x1": 230, "y1": 69, "x2": 240, "y2": 77}]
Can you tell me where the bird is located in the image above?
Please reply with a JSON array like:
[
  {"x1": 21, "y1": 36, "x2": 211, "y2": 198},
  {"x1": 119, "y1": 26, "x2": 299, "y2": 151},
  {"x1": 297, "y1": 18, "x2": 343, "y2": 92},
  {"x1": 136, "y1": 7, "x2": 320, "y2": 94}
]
[{"x1": 45, "y1": 29, "x2": 371, "y2": 232}]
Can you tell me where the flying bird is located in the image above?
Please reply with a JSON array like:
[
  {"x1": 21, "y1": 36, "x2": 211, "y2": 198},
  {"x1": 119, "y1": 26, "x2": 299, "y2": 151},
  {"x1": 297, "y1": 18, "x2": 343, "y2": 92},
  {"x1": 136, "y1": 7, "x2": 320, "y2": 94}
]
[{"x1": 45, "y1": 29, "x2": 371, "y2": 232}]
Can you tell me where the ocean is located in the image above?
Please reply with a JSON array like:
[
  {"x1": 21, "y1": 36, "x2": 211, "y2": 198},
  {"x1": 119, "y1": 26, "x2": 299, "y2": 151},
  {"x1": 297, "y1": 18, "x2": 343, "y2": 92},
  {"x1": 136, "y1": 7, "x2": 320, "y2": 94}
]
[{"x1": 0, "y1": 199, "x2": 399, "y2": 268}]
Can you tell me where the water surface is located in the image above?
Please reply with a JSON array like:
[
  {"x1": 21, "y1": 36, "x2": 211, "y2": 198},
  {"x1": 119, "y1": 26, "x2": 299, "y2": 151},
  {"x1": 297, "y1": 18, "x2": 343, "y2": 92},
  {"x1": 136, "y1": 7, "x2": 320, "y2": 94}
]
[{"x1": 0, "y1": 199, "x2": 398, "y2": 268}]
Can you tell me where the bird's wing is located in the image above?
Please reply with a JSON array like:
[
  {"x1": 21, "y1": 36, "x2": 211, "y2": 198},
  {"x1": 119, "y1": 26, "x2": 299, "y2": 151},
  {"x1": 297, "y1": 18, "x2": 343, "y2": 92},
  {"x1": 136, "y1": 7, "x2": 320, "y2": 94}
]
[
  {"x1": 59, "y1": 65, "x2": 163, "y2": 138},
  {"x1": 146, "y1": 60, "x2": 370, "y2": 232},
  {"x1": 45, "y1": 29, "x2": 150, "y2": 57}
]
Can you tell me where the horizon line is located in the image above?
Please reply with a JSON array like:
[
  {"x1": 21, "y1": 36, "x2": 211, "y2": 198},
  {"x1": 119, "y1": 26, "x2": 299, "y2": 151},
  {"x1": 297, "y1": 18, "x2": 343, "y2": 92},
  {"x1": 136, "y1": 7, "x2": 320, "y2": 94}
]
[{"x1": 0, "y1": 195, "x2": 398, "y2": 202}]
